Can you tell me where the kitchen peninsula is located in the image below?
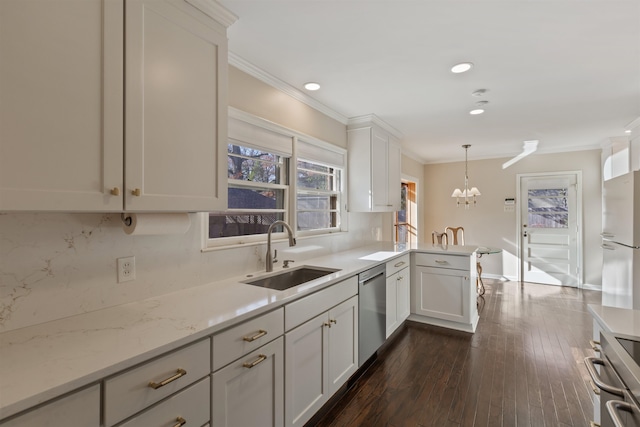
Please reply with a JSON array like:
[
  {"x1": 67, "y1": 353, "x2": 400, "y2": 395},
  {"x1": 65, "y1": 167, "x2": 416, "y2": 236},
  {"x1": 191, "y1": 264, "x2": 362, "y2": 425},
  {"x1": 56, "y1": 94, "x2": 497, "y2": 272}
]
[{"x1": 0, "y1": 242, "x2": 479, "y2": 426}]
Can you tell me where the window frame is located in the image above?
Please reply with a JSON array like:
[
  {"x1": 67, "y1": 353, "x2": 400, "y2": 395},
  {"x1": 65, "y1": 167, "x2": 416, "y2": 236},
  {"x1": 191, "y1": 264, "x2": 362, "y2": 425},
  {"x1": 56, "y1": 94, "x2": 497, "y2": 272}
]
[{"x1": 204, "y1": 108, "x2": 347, "y2": 250}]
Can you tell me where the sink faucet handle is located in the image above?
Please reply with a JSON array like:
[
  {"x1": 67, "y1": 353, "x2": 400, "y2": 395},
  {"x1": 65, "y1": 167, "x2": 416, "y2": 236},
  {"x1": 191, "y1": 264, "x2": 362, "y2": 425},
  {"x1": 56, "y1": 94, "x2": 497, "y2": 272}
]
[
  {"x1": 283, "y1": 260, "x2": 295, "y2": 268},
  {"x1": 272, "y1": 249, "x2": 277, "y2": 264}
]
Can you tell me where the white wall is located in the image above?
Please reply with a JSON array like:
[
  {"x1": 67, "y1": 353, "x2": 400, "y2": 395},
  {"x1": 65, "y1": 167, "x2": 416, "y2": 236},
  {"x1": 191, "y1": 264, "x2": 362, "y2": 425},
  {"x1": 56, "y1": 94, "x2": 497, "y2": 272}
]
[
  {"x1": 0, "y1": 67, "x2": 384, "y2": 333},
  {"x1": 423, "y1": 149, "x2": 602, "y2": 287}
]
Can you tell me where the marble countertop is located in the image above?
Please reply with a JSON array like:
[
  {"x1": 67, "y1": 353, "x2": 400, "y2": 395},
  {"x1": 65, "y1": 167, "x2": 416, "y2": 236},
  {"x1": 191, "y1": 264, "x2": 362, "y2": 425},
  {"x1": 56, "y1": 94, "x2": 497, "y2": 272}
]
[
  {"x1": 588, "y1": 304, "x2": 640, "y2": 339},
  {"x1": 0, "y1": 241, "x2": 478, "y2": 419}
]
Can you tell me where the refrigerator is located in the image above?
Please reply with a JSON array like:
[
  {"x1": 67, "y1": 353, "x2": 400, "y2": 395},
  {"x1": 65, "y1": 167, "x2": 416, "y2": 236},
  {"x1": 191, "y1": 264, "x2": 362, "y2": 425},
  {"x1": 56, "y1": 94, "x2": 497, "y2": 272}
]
[{"x1": 602, "y1": 170, "x2": 640, "y2": 309}]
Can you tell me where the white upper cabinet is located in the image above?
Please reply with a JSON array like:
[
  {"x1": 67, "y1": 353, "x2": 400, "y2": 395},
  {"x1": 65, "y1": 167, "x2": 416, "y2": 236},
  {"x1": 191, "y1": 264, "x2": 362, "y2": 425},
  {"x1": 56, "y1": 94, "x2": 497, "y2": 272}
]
[
  {"x1": 0, "y1": 0, "x2": 235, "y2": 212},
  {"x1": 0, "y1": 0, "x2": 124, "y2": 211},
  {"x1": 347, "y1": 115, "x2": 402, "y2": 212}
]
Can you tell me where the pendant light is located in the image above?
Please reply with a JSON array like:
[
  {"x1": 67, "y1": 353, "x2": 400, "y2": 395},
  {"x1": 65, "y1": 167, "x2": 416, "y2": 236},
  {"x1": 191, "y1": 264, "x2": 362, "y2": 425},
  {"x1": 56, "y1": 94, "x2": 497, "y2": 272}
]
[{"x1": 451, "y1": 144, "x2": 481, "y2": 209}]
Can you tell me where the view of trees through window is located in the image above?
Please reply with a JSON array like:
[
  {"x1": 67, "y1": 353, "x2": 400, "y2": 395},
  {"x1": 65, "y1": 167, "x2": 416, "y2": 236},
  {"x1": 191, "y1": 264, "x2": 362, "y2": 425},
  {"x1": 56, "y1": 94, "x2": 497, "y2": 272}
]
[
  {"x1": 209, "y1": 144, "x2": 287, "y2": 239},
  {"x1": 527, "y1": 188, "x2": 569, "y2": 228}
]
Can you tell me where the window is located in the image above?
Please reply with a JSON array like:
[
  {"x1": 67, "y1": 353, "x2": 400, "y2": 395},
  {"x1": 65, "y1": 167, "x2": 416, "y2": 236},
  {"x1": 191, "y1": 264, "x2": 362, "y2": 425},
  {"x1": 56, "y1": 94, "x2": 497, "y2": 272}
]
[
  {"x1": 205, "y1": 109, "x2": 346, "y2": 248},
  {"x1": 208, "y1": 144, "x2": 288, "y2": 240},
  {"x1": 394, "y1": 180, "x2": 417, "y2": 244},
  {"x1": 527, "y1": 188, "x2": 569, "y2": 228},
  {"x1": 296, "y1": 159, "x2": 341, "y2": 232}
]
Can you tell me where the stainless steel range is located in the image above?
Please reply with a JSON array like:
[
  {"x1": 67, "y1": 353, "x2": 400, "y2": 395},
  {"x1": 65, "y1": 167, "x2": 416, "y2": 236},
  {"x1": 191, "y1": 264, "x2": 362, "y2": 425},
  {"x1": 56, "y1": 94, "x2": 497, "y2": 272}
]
[{"x1": 586, "y1": 331, "x2": 640, "y2": 426}]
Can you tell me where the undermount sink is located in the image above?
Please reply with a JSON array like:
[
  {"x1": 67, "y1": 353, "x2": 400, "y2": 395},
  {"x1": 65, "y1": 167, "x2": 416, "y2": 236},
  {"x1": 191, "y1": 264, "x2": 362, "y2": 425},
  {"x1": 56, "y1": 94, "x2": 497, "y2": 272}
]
[{"x1": 243, "y1": 266, "x2": 340, "y2": 291}]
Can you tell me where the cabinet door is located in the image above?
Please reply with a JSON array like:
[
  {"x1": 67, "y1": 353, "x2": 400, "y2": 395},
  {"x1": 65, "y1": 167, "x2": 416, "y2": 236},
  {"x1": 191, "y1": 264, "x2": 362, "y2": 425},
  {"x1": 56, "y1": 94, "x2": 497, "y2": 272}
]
[
  {"x1": 125, "y1": 0, "x2": 227, "y2": 211},
  {"x1": 212, "y1": 337, "x2": 284, "y2": 427},
  {"x1": 370, "y1": 128, "x2": 390, "y2": 210},
  {"x1": 0, "y1": 384, "x2": 100, "y2": 427},
  {"x1": 285, "y1": 313, "x2": 329, "y2": 427},
  {"x1": 386, "y1": 273, "x2": 399, "y2": 338},
  {"x1": 415, "y1": 267, "x2": 470, "y2": 323},
  {"x1": 0, "y1": 0, "x2": 123, "y2": 211},
  {"x1": 328, "y1": 296, "x2": 358, "y2": 394},
  {"x1": 396, "y1": 268, "x2": 411, "y2": 323}
]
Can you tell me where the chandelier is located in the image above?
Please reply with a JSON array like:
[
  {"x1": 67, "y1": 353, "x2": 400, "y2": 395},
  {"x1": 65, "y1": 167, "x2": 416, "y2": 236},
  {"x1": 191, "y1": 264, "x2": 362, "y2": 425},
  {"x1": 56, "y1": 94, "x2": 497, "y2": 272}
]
[{"x1": 451, "y1": 144, "x2": 481, "y2": 209}]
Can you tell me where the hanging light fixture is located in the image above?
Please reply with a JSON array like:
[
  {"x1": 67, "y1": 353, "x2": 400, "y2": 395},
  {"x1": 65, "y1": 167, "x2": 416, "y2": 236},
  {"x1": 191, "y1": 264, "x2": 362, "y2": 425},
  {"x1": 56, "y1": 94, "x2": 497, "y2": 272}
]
[{"x1": 451, "y1": 144, "x2": 481, "y2": 209}]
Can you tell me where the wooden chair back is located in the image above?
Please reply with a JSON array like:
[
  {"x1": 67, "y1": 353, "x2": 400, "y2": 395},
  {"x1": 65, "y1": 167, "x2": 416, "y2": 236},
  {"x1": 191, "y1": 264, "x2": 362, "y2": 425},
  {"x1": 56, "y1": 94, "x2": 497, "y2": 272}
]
[
  {"x1": 445, "y1": 226, "x2": 465, "y2": 245},
  {"x1": 431, "y1": 231, "x2": 448, "y2": 245}
]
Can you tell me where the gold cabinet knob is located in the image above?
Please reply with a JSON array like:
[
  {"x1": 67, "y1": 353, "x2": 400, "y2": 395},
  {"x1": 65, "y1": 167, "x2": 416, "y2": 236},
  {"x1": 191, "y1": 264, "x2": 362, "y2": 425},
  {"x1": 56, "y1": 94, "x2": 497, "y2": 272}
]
[
  {"x1": 131, "y1": 188, "x2": 141, "y2": 197},
  {"x1": 110, "y1": 187, "x2": 120, "y2": 196}
]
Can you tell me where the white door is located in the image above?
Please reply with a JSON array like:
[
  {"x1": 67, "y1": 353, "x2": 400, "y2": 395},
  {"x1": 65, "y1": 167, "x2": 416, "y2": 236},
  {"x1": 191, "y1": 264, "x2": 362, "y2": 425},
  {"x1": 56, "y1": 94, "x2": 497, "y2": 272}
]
[
  {"x1": 212, "y1": 337, "x2": 284, "y2": 427},
  {"x1": 0, "y1": 0, "x2": 123, "y2": 211},
  {"x1": 284, "y1": 313, "x2": 329, "y2": 427},
  {"x1": 328, "y1": 296, "x2": 358, "y2": 394},
  {"x1": 125, "y1": 0, "x2": 228, "y2": 211},
  {"x1": 519, "y1": 173, "x2": 580, "y2": 286}
]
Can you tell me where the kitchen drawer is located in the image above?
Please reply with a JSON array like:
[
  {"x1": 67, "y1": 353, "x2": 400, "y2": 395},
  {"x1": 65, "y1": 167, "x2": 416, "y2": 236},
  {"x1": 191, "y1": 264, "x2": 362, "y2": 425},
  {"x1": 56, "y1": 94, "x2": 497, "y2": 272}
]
[
  {"x1": 118, "y1": 377, "x2": 210, "y2": 427},
  {"x1": 0, "y1": 384, "x2": 100, "y2": 427},
  {"x1": 413, "y1": 253, "x2": 469, "y2": 271},
  {"x1": 104, "y1": 338, "x2": 210, "y2": 427},
  {"x1": 285, "y1": 276, "x2": 357, "y2": 331},
  {"x1": 386, "y1": 254, "x2": 410, "y2": 277},
  {"x1": 213, "y1": 308, "x2": 284, "y2": 371}
]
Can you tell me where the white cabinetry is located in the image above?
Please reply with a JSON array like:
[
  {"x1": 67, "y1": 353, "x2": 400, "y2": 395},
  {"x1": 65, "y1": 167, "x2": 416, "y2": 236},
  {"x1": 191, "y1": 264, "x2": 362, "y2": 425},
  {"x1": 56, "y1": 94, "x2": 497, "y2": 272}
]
[
  {"x1": 410, "y1": 252, "x2": 478, "y2": 333},
  {"x1": 284, "y1": 278, "x2": 358, "y2": 427},
  {"x1": 0, "y1": 0, "x2": 233, "y2": 212},
  {"x1": 212, "y1": 308, "x2": 285, "y2": 427},
  {"x1": 0, "y1": 385, "x2": 100, "y2": 427},
  {"x1": 386, "y1": 255, "x2": 410, "y2": 338},
  {"x1": 347, "y1": 116, "x2": 402, "y2": 212},
  {"x1": 212, "y1": 337, "x2": 284, "y2": 427}
]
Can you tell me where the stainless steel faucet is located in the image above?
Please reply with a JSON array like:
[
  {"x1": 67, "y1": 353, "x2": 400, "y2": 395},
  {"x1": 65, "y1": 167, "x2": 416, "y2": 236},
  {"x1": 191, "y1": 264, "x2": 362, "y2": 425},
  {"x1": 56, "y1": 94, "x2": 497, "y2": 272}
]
[{"x1": 266, "y1": 220, "x2": 296, "y2": 272}]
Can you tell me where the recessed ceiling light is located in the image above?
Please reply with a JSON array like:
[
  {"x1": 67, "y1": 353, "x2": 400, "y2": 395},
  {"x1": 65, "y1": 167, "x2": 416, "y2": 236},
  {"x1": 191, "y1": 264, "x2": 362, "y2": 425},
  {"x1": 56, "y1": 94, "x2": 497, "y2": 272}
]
[
  {"x1": 451, "y1": 62, "x2": 473, "y2": 73},
  {"x1": 470, "y1": 109, "x2": 485, "y2": 115},
  {"x1": 304, "y1": 82, "x2": 320, "y2": 91},
  {"x1": 625, "y1": 129, "x2": 632, "y2": 134}
]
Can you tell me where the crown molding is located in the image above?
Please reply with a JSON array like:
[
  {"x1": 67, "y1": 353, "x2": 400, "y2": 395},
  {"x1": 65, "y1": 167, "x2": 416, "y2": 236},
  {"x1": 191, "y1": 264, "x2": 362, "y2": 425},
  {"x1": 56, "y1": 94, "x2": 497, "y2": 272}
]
[
  {"x1": 346, "y1": 114, "x2": 403, "y2": 140},
  {"x1": 626, "y1": 116, "x2": 640, "y2": 131},
  {"x1": 229, "y1": 52, "x2": 349, "y2": 125},
  {"x1": 185, "y1": 0, "x2": 238, "y2": 27}
]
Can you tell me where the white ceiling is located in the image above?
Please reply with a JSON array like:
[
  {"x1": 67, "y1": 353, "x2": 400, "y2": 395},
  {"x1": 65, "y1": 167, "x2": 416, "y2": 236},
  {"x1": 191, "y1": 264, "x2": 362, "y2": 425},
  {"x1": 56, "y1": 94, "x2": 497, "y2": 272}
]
[{"x1": 220, "y1": 0, "x2": 640, "y2": 164}]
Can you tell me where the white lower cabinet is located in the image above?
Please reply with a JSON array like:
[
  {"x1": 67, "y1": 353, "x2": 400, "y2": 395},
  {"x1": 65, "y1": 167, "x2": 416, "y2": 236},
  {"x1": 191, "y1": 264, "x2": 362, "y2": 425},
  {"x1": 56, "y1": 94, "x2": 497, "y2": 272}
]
[
  {"x1": 386, "y1": 267, "x2": 410, "y2": 338},
  {"x1": 212, "y1": 336, "x2": 284, "y2": 427},
  {"x1": 285, "y1": 295, "x2": 358, "y2": 427},
  {"x1": 411, "y1": 252, "x2": 478, "y2": 333},
  {"x1": 0, "y1": 384, "x2": 100, "y2": 427}
]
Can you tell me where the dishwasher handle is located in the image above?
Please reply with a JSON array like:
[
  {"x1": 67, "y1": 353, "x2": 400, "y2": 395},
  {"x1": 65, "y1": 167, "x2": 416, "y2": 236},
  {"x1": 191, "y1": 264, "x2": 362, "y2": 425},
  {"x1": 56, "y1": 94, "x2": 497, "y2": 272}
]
[
  {"x1": 584, "y1": 356, "x2": 625, "y2": 397},
  {"x1": 359, "y1": 270, "x2": 385, "y2": 285}
]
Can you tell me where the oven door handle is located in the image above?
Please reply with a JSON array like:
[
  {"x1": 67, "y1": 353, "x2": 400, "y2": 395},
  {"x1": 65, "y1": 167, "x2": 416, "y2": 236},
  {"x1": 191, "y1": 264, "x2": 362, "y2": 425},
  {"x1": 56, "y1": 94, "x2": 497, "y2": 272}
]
[
  {"x1": 584, "y1": 356, "x2": 626, "y2": 397},
  {"x1": 606, "y1": 399, "x2": 637, "y2": 427}
]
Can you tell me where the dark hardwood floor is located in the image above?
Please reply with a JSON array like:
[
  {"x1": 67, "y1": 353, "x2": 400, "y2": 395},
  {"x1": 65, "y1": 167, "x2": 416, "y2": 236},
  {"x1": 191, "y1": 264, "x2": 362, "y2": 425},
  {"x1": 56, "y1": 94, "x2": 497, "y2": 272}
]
[{"x1": 315, "y1": 279, "x2": 601, "y2": 427}]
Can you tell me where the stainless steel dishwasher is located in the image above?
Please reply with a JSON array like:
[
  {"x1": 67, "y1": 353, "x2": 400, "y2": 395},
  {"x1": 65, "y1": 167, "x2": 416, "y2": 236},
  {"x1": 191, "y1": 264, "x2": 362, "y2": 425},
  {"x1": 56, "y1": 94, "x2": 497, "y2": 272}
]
[{"x1": 358, "y1": 264, "x2": 386, "y2": 366}]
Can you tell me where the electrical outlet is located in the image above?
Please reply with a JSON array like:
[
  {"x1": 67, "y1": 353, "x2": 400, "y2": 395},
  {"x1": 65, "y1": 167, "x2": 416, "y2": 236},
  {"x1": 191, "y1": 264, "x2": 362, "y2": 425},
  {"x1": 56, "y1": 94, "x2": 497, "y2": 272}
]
[{"x1": 117, "y1": 256, "x2": 136, "y2": 283}]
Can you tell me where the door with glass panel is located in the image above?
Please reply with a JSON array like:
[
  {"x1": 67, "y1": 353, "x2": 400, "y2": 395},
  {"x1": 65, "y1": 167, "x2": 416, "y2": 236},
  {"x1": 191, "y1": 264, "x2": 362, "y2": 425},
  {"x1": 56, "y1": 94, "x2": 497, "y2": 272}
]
[{"x1": 519, "y1": 173, "x2": 581, "y2": 286}]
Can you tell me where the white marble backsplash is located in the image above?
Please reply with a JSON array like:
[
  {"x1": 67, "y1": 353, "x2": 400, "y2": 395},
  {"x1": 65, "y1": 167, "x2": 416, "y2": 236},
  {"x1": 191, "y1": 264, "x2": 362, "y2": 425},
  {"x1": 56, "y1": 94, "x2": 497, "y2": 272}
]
[{"x1": 0, "y1": 212, "x2": 383, "y2": 333}]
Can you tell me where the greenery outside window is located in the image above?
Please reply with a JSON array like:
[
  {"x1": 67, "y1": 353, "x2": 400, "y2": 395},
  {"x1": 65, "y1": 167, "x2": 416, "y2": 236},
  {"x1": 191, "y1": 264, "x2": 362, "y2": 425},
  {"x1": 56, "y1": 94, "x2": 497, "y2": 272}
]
[
  {"x1": 296, "y1": 159, "x2": 341, "y2": 233},
  {"x1": 208, "y1": 144, "x2": 289, "y2": 242}
]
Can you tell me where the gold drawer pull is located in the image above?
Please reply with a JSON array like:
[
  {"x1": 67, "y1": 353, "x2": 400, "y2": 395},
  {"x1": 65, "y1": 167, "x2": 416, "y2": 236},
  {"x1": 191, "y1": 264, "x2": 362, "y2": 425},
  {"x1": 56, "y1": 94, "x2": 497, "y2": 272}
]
[
  {"x1": 173, "y1": 417, "x2": 187, "y2": 427},
  {"x1": 243, "y1": 354, "x2": 267, "y2": 369},
  {"x1": 148, "y1": 368, "x2": 187, "y2": 389},
  {"x1": 131, "y1": 188, "x2": 141, "y2": 197},
  {"x1": 435, "y1": 260, "x2": 448, "y2": 264},
  {"x1": 394, "y1": 261, "x2": 406, "y2": 268},
  {"x1": 590, "y1": 421, "x2": 600, "y2": 427},
  {"x1": 330, "y1": 319, "x2": 337, "y2": 325},
  {"x1": 590, "y1": 340, "x2": 601, "y2": 352},
  {"x1": 243, "y1": 329, "x2": 267, "y2": 342},
  {"x1": 110, "y1": 187, "x2": 120, "y2": 196},
  {"x1": 397, "y1": 276, "x2": 403, "y2": 281}
]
